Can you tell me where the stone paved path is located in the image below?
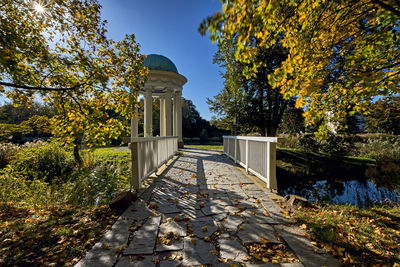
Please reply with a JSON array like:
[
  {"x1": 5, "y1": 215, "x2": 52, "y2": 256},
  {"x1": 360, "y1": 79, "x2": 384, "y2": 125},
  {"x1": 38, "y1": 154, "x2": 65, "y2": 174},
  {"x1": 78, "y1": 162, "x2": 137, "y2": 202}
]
[{"x1": 76, "y1": 148, "x2": 341, "y2": 267}]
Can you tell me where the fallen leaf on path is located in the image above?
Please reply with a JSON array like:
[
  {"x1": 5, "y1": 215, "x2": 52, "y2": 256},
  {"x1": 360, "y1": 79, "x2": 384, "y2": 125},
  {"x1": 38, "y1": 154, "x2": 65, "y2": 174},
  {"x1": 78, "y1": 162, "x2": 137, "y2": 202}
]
[{"x1": 115, "y1": 244, "x2": 128, "y2": 253}]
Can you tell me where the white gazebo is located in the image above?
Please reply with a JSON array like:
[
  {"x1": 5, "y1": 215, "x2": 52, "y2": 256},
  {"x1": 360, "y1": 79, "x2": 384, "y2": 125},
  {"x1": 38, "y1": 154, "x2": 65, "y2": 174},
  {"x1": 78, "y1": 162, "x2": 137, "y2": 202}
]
[{"x1": 131, "y1": 54, "x2": 187, "y2": 148}]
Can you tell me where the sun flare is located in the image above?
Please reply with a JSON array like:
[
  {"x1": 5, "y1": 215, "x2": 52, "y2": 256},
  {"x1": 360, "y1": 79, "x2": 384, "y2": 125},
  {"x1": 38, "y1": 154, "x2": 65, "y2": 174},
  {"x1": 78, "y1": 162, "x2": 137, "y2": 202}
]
[{"x1": 33, "y1": 2, "x2": 45, "y2": 13}]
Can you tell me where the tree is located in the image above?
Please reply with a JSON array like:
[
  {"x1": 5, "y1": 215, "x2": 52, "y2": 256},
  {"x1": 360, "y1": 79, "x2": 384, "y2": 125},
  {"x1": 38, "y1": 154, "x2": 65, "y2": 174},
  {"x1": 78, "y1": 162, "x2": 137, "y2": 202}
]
[
  {"x1": 207, "y1": 38, "x2": 246, "y2": 135},
  {"x1": 278, "y1": 100, "x2": 305, "y2": 134},
  {"x1": 208, "y1": 36, "x2": 291, "y2": 136},
  {"x1": 1, "y1": 0, "x2": 148, "y2": 163},
  {"x1": 365, "y1": 96, "x2": 400, "y2": 134},
  {"x1": 200, "y1": 0, "x2": 400, "y2": 137},
  {"x1": 0, "y1": 102, "x2": 56, "y2": 124}
]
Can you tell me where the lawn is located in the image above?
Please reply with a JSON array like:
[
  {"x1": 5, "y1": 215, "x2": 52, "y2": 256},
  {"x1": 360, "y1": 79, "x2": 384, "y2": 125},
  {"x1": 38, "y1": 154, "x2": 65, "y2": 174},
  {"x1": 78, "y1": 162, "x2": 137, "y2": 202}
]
[{"x1": 185, "y1": 144, "x2": 223, "y2": 150}]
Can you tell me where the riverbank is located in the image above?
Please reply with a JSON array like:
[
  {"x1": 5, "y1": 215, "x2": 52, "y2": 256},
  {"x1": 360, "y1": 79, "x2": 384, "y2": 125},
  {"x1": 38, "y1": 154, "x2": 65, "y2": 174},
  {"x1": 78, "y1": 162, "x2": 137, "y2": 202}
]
[{"x1": 292, "y1": 202, "x2": 400, "y2": 265}]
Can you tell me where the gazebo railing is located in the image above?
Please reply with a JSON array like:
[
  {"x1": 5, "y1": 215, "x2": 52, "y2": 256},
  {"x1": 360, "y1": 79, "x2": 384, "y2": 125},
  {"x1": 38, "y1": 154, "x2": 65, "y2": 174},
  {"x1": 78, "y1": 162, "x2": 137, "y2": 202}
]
[
  {"x1": 223, "y1": 136, "x2": 278, "y2": 190},
  {"x1": 127, "y1": 136, "x2": 178, "y2": 190}
]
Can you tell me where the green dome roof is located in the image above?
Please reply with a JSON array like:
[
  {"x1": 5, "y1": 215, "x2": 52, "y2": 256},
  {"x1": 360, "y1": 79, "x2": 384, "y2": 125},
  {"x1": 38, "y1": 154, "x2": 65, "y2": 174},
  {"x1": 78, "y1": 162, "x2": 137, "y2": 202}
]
[{"x1": 143, "y1": 54, "x2": 178, "y2": 73}]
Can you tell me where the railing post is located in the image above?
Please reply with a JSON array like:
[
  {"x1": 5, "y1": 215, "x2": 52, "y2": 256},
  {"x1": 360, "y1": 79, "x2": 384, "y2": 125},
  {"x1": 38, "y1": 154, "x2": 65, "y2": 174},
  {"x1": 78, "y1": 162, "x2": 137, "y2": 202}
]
[
  {"x1": 266, "y1": 141, "x2": 277, "y2": 191},
  {"x1": 129, "y1": 141, "x2": 140, "y2": 191},
  {"x1": 234, "y1": 138, "x2": 237, "y2": 163},
  {"x1": 245, "y1": 139, "x2": 249, "y2": 173},
  {"x1": 155, "y1": 138, "x2": 158, "y2": 169}
]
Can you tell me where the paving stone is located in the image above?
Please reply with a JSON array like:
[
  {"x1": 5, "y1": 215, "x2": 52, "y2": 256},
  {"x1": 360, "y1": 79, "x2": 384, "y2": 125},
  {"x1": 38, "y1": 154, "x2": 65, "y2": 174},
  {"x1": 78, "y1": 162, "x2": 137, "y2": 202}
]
[
  {"x1": 274, "y1": 225, "x2": 340, "y2": 267},
  {"x1": 219, "y1": 233, "x2": 231, "y2": 239},
  {"x1": 159, "y1": 260, "x2": 180, "y2": 267},
  {"x1": 242, "y1": 210, "x2": 277, "y2": 224},
  {"x1": 219, "y1": 239, "x2": 249, "y2": 262},
  {"x1": 212, "y1": 212, "x2": 228, "y2": 221},
  {"x1": 157, "y1": 203, "x2": 180, "y2": 214},
  {"x1": 222, "y1": 215, "x2": 245, "y2": 232},
  {"x1": 201, "y1": 203, "x2": 226, "y2": 215},
  {"x1": 182, "y1": 237, "x2": 218, "y2": 265},
  {"x1": 125, "y1": 201, "x2": 153, "y2": 221},
  {"x1": 261, "y1": 200, "x2": 289, "y2": 224},
  {"x1": 124, "y1": 216, "x2": 161, "y2": 255},
  {"x1": 191, "y1": 217, "x2": 218, "y2": 238},
  {"x1": 237, "y1": 223, "x2": 280, "y2": 244},
  {"x1": 115, "y1": 256, "x2": 155, "y2": 267},
  {"x1": 159, "y1": 220, "x2": 187, "y2": 236},
  {"x1": 75, "y1": 247, "x2": 117, "y2": 267},
  {"x1": 155, "y1": 239, "x2": 183, "y2": 252}
]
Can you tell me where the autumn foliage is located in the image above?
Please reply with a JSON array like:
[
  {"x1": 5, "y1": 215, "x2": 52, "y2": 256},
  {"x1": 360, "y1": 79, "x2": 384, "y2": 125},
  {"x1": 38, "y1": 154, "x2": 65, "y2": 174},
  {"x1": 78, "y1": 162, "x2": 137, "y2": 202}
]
[{"x1": 200, "y1": 0, "x2": 400, "y2": 137}]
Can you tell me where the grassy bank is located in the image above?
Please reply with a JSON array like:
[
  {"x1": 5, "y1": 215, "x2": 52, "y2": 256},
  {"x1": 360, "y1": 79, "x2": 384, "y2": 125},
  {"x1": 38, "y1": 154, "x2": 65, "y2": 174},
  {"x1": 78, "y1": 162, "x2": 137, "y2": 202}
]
[
  {"x1": 293, "y1": 203, "x2": 400, "y2": 265},
  {"x1": 0, "y1": 143, "x2": 131, "y2": 265}
]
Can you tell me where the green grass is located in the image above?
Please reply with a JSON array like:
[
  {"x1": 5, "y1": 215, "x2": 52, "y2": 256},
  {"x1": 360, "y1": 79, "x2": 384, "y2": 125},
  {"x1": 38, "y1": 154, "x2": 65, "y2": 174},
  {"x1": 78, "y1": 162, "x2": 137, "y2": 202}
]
[
  {"x1": 91, "y1": 147, "x2": 131, "y2": 163},
  {"x1": 294, "y1": 203, "x2": 400, "y2": 265},
  {"x1": 185, "y1": 144, "x2": 223, "y2": 150}
]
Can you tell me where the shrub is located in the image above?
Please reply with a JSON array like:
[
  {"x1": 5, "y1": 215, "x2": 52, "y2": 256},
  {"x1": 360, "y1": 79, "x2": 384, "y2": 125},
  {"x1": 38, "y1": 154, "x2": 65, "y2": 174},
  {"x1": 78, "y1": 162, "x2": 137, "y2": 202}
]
[
  {"x1": 277, "y1": 134, "x2": 300, "y2": 149},
  {"x1": 320, "y1": 135, "x2": 358, "y2": 157},
  {"x1": 297, "y1": 134, "x2": 321, "y2": 151},
  {"x1": 0, "y1": 142, "x2": 20, "y2": 168},
  {"x1": 0, "y1": 169, "x2": 61, "y2": 206},
  {"x1": 66, "y1": 161, "x2": 129, "y2": 206},
  {"x1": 8, "y1": 141, "x2": 74, "y2": 183}
]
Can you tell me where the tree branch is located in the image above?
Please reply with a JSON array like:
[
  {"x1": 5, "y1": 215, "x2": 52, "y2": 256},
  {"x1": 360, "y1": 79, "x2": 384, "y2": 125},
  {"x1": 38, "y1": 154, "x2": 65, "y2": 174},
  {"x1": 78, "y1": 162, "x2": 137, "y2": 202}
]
[
  {"x1": 371, "y1": 0, "x2": 400, "y2": 16},
  {"x1": 0, "y1": 81, "x2": 83, "y2": 91}
]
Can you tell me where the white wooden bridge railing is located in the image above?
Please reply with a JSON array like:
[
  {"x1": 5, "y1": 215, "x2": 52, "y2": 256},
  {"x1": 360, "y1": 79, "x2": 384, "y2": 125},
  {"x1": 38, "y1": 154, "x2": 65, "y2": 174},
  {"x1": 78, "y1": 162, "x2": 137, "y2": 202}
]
[
  {"x1": 223, "y1": 136, "x2": 278, "y2": 190},
  {"x1": 127, "y1": 136, "x2": 178, "y2": 190}
]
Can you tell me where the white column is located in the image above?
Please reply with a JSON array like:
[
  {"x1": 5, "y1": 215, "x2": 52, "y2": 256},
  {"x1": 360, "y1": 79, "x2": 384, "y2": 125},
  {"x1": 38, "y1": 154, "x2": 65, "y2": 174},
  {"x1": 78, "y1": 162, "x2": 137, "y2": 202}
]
[
  {"x1": 177, "y1": 90, "x2": 183, "y2": 147},
  {"x1": 173, "y1": 91, "x2": 179, "y2": 136},
  {"x1": 144, "y1": 87, "x2": 153, "y2": 137},
  {"x1": 164, "y1": 89, "x2": 172, "y2": 136},
  {"x1": 160, "y1": 97, "x2": 166, "y2": 136}
]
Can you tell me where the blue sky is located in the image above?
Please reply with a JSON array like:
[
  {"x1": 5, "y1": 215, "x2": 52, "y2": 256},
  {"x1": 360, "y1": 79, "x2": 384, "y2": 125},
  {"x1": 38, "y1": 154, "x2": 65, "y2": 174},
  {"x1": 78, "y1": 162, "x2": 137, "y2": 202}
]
[{"x1": 99, "y1": 0, "x2": 224, "y2": 120}]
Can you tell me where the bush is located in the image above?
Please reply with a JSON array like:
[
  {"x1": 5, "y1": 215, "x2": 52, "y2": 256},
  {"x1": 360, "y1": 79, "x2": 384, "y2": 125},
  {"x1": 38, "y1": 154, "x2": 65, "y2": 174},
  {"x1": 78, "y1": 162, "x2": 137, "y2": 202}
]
[
  {"x1": 0, "y1": 169, "x2": 63, "y2": 206},
  {"x1": 0, "y1": 142, "x2": 20, "y2": 168},
  {"x1": 319, "y1": 135, "x2": 358, "y2": 157},
  {"x1": 297, "y1": 134, "x2": 321, "y2": 151},
  {"x1": 353, "y1": 136, "x2": 400, "y2": 159},
  {"x1": 66, "y1": 161, "x2": 130, "y2": 206},
  {"x1": 8, "y1": 141, "x2": 74, "y2": 183},
  {"x1": 277, "y1": 134, "x2": 300, "y2": 149}
]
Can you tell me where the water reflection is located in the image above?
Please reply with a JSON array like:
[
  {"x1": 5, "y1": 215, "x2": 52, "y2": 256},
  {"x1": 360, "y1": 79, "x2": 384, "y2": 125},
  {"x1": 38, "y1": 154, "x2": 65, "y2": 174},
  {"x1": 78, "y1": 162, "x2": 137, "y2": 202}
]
[{"x1": 281, "y1": 179, "x2": 400, "y2": 207}]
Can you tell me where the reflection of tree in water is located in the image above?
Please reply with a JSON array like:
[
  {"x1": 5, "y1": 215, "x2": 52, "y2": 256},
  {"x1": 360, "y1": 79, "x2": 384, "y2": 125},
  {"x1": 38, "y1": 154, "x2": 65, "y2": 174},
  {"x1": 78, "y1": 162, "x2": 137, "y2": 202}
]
[
  {"x1": 280, "y1": 178, "x2": 346, "y2": 203},
  {"x1": 277, "y1": 166, "x2": 400, "y2": 207}
]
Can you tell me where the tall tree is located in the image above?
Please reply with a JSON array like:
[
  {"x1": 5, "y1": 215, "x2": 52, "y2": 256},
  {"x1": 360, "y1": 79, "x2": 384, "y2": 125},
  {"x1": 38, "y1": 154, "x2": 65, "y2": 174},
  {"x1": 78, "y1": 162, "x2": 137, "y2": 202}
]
[
  {"x1": 208, "y1": 37, "x2": 290, "y2": 136},
  {"x1": 200, "y1": 0, "x2": 400, "y2": 137},
  {"x1": 208, "y1": 38, "x2": 245, "y2": 135},
  {"x1": 0, "y1": 0, "x2": 148, "y2": 163}
]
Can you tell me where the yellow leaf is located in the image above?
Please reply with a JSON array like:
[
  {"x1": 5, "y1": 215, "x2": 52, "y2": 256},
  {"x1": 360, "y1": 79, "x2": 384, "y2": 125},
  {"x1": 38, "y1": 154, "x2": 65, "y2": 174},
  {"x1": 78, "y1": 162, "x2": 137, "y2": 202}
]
[{"x1": 115, "y1": 244, "x2": 128, "y2": 253}]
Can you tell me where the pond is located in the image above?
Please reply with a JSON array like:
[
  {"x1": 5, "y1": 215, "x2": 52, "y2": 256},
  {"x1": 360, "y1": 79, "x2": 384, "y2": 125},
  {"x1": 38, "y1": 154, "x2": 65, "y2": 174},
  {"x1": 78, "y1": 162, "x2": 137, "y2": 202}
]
[
  {"x1": 276, "y1": 149, "x2": 400, "y2": 207},
  {"x1": 279, "y1": 179, "x2": 400, "y2": 207}
]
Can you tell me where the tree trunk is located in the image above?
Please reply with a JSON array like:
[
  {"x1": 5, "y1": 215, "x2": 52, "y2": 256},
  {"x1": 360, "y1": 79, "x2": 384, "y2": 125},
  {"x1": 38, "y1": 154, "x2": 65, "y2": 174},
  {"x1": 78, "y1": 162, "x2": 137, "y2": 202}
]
[{"x1": 73, "y1": 138, "x2": 83, "y2": 166}]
